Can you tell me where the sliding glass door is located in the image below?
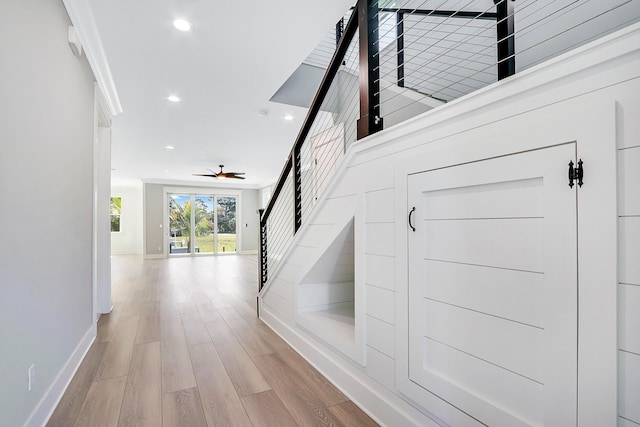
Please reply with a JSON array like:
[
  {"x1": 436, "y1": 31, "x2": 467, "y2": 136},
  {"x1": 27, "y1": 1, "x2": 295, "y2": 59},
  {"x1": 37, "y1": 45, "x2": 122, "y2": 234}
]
[
  {"x1": 168, "y1": 194, "x2": 191, "y2": 254},
  {"x1": 194, "y1": 195, "x2": 215, "y2": 254},
  {"x1": 168, "y1": 193, "x2": 237, "y2": 255},
  {"x1": 216, "y1": 196, "x2": 237, "y2": 253}
]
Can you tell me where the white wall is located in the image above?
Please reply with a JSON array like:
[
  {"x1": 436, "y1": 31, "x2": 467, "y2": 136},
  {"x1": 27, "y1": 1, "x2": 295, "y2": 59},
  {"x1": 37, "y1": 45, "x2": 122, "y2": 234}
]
[
  {"x1": 259, "y1": 24, "x2": 640, "y2": 426},
  {"x1": 111, "y1": 184, "x2": 144, "y2": 255},
  {"x1": 259, "y1": 185, "x2": 274, "y2": 209},
  {"x1": 240, "y1": 189, "x2": 260, "y2": 253},
  {"x1": 0, "y1": 1, "x2": 97, "y2": 425},
  {"x1": 95, "y1": 124, "x2": 112, "y2": 314},
  {"x1": 144, "y1": 183, "x2": 164, "y2": 256}
]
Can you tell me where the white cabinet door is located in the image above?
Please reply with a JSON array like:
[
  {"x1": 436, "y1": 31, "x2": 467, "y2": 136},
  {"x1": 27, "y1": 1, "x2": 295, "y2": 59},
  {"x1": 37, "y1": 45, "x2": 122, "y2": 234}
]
[{"x1": 408, "y1": 143, "x2": 578, "y2": 426}]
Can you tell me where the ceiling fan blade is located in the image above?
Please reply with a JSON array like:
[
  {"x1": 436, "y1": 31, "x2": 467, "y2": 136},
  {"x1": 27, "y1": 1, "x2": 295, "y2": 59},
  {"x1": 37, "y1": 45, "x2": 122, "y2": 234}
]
[
  {"x1": 223, "y1": 171, "x2": 245, "y2": 175},
  {"x1": 218, "y1": 173, "x2": 245, "y2": 179},
  {"x1": 193, "y1": 173, "x2": 218, "y2": 178}
]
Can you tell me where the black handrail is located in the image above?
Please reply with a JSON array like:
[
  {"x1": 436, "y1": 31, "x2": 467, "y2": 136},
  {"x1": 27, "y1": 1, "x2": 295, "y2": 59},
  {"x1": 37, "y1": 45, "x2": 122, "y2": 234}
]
[
  {"x1": 257, "y1": 0, "x2": 515, "y2": 292},
  {"x1": 379, "y1": 7, "x2": 497, "y2": 20},
  {"x1": 258, "y1": 9, "x2": 359, "y2": 289}
]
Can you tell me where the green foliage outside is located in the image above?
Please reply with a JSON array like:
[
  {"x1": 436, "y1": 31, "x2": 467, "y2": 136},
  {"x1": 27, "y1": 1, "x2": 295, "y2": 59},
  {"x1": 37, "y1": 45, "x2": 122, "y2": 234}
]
[
  {"x1": 110, "y1": 197, "x2": 121, "y2": 232},
  {"x1": 216, "y1": 196, "x2": 236, "y2": 234},
  {"x1": 169, "y1": 198, "x2": 212, "y2": 252},
  {"x1": 169, "y1": 195, "x2": 237, "y2": 253},
  {"x1": 193, "y1": 233, "x2": 236, "y2": 253}
]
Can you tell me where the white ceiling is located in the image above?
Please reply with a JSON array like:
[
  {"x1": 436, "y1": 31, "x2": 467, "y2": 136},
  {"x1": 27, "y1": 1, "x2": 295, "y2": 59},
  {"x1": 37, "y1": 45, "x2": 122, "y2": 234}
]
[{"x1": 86, "y1": 0, "x2": 354, "y2": 188}]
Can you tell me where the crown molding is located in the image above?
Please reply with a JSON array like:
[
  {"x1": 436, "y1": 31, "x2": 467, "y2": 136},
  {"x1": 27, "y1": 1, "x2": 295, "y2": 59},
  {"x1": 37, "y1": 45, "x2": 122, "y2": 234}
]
[{"x1": 62, "y1": 0, "x2": 123, "y2": 116}]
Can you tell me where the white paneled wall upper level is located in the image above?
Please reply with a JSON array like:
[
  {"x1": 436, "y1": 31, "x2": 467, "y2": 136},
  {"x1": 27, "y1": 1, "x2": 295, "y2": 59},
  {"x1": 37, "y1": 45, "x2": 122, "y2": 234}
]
[
  {"x1": 617, "y1": 96, "x2": 640, "y2": 427},
  {"x1": 259, "y1": 23, "x2": 640, "y2": 427}
]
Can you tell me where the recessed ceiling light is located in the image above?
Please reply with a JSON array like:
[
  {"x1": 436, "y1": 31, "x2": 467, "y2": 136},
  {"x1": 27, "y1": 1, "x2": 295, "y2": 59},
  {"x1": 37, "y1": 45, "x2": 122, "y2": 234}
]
[
  {"x1": 164, "y1": 170, "x2": 169, "y2": 173},
  {"x1": 166, "y1": 95, "x2": 181, "y2": 103},
  {"x1": 165, "y1": 145, "x2": 175, "y2": 150},
  {"x1": 284, "y1": 114, "x2": 294, "y2": 121},
  {"x1": 173, "y1": 19, "x2": 191, "y2": 31},
  {"x1": 258, "y1": 110, "x2": 268, "y2": 117}
]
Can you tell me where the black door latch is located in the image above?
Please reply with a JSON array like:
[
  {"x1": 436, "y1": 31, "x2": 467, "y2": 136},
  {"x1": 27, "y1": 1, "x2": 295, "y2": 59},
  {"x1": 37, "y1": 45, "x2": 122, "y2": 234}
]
[
  {"x1": 569, "y1": 159, "x2": 584, "y2": 188},
  {"x1": 408, "y1": 207, "x2": 416, "y2": 232}
]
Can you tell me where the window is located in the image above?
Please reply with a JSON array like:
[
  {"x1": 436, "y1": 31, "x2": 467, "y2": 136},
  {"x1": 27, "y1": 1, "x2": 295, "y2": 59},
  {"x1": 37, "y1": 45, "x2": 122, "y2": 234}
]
[{"x1": 110, "y1": 197, "x2": 121, "y2": 232}]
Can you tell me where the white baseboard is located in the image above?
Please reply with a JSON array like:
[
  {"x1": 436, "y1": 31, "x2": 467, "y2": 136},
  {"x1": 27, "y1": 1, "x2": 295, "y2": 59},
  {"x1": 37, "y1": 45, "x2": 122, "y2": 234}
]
[
  {"x1": 24, "y1": 323, "x2": 96, "y2": 427},
  {"x1": 144, "y1": 254, "x2": 165, "y2": 259},
  {"x1": 111, "y1": 249, "x2": 143, "y2": 255},
  {"x1": 259, "y1": 304, "x2": 438, "y2": 427}
]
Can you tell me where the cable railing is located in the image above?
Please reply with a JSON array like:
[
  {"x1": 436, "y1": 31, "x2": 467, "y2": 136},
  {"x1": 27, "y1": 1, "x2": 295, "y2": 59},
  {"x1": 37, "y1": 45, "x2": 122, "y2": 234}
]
[
  {"x1": 259, "y1": 0, "x2": 640, "y2": 291},
  {"x1": 259, "y1": 10, "x2": 359, "y2": 288}
]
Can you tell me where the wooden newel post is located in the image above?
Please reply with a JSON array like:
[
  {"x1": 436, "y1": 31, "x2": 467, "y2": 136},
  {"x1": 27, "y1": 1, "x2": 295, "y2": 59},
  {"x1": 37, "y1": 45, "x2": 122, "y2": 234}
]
[{"x1": 357, "y1": 0, "x2": 384, "y2": 140}]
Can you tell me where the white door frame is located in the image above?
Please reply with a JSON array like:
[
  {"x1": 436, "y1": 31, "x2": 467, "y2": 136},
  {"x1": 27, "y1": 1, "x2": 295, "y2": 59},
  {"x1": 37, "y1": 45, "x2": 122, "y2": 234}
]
[{"x1": 93, "y1": 84, "x2": 113, "y2": 320}]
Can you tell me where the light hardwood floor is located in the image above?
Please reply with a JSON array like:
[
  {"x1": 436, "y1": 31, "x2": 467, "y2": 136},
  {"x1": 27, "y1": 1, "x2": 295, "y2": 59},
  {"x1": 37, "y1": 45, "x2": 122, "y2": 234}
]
[{"x1": 47, "y1": 255, "x2": 377, "y2": 427}]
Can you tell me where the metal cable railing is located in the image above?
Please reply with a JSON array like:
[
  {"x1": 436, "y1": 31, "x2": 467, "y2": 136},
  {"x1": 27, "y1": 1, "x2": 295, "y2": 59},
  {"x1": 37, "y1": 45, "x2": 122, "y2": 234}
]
[
  {"x1": 259, "y1": 11, "x2": 359, "y2": 288},
  {"x1": 259, "y1": 0, "x2": 640, "y2": 292},
  {"x1": 373, "y1": 0, "x2": 638, "y2": 120}
]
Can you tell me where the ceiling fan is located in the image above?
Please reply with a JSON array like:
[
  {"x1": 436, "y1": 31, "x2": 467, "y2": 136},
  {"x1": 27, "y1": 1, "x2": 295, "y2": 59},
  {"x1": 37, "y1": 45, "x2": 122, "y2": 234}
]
[{"x1": 193, "y1": 164, "x2": 245, "y2": 180}]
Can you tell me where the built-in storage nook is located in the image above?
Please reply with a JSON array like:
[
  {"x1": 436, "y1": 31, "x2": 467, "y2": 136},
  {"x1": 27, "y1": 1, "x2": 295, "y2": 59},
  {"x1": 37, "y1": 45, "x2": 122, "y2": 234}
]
[{"x1": 295, "y1": 218, "x2": 364, "y2": 364}]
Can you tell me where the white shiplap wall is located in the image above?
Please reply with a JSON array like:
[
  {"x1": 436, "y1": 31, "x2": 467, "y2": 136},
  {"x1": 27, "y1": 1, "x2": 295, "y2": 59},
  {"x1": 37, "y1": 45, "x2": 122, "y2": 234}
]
[
  {"x1": 617, "y1": 97, "x2": 640, "y2": 427},
  {"x1": 364, "y1": 173, "x2": 397, "y2": 390},
  {"x1": 259, "y1": 24, "x2": 640, "y2": 427}
]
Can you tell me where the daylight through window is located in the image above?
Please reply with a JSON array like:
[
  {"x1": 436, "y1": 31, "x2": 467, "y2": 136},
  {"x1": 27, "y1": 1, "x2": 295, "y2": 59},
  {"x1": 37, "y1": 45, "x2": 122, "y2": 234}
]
[{"x1": 111, "y1": 197, "x2": 121, "y2": 232}]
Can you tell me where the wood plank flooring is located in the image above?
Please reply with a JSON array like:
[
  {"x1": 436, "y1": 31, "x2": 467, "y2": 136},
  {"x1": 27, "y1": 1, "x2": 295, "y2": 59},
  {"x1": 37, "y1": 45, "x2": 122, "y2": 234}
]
[{"x1": 47, "y1": 255, "x2": 377, "y2": 427}]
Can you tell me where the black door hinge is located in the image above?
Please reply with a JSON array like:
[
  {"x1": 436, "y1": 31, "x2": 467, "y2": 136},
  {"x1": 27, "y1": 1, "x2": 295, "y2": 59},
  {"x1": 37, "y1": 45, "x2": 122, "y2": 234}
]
[{"x1": 568, "y1": 159, "x2": 584, "y2": 188}]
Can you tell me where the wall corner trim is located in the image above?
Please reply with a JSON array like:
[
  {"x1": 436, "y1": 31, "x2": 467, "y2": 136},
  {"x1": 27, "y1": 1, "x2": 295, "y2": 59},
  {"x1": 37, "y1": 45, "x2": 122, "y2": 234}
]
[
  {"x1": 23, "y1": 323, "x2": 97, "y2": 427},
  {"x1": 62, "y1": 0, "x2": 123, "y2": 116}
]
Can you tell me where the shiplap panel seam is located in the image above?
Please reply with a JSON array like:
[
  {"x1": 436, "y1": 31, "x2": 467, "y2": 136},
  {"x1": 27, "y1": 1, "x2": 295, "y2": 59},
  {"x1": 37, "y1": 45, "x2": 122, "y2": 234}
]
[
  {"x1": 366, "y1": 313, "x2": 395, "y2": 327},
  {"x1": 365, "y1": 187, "x2": 395, "y2": 194},
  {"x1": 364, "y1": 253, "x2": 395, "y2": 258},
  {"x1": 424, "y1": 216, "x2": 543, "y2": 221},
  {"x1": 619, "y1": 415, "x2": 640, "y2": 426},
  {"x1": 619, "y1": 144, "x2": 640, "y2": 151},
  {"x1": 426, "y1": 336, "x2": 544, "y2": 385},
  {"x1": 620, "y1": 349, "x2": 640, "y2": 357},
  {"x1": 424, "y1": 297, "x2": 544, "y2": 330},
  {"x1": 423, "y1": 257, "x2": 543, "y2": 275},
  {"x1": 424, "y1": 302, "x2": 543, "y2": 381},
  {"x1": 365, "y1": 283, "x2": 398, "y2": 292},
  {"x1": 326, "y1": 193, "x2": 359, "y2": 200}
]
